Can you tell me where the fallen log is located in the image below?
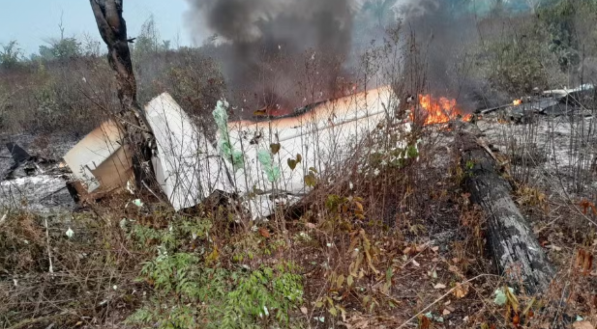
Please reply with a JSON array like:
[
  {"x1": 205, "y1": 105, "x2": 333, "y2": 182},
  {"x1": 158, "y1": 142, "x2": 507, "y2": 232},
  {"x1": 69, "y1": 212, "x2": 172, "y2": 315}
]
[{"x1": 456, "y1": 123, "x2": 555, "y2": 294}]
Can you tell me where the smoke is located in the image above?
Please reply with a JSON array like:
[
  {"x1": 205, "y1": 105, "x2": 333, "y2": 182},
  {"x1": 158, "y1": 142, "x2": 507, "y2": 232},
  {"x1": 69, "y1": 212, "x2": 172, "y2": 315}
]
[
  {"x1": 399, "y1": 0, "x2": 542, "y2": 110},
  {"x1": 397, "y1": 0, "x2": 483, "y2": 110},
  {"x1": 184, "y1": 0, "x2": 543, "y2": 114},
  {"x1": 184, "y1": 0, "x2": 355, "y2": 115}
]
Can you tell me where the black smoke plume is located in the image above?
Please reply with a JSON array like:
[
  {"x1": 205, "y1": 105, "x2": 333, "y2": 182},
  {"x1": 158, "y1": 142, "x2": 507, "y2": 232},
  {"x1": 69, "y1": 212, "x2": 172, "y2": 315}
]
[{"x1": 185, "y1": 0, "x2": 355, "y2": 116}]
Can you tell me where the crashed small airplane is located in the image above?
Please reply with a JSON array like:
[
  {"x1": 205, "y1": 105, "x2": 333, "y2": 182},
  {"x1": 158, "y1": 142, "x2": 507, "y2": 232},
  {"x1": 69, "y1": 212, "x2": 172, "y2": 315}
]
[
  {"x1": 3, "y1": 83, "x2": 591, "y2": 216},
  {"x1": 61, "y1": 86, "x2": 409, "y2": 218}
]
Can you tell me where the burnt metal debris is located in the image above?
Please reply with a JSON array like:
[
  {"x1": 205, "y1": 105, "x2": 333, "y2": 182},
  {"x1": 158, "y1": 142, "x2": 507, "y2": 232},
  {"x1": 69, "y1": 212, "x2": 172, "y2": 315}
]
[
  {"x1": 1, "y1": 143, "x2": 75, "y2": 213},
  {"x1": 0, "y1": 86, "x2": 406, "y2": 218},
  {"x1": 60, "y1": 86, "x2": 406, "y2": 219},
  {"x1": 477, "y1": 84, "x2": 595, "y2": 121}
]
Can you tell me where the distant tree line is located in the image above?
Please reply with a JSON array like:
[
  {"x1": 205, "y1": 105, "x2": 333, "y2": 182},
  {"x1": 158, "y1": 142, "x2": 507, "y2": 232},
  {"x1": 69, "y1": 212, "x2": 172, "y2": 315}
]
[{"x1": 0, "y1": 15, "x2": 171, "y2": 70}]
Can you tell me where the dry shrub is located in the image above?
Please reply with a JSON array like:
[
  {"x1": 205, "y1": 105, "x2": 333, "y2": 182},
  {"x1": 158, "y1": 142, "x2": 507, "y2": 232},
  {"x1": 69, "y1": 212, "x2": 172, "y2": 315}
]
[
  {"x1": 0, "y1": 46, "x2": 227, "y2": 140},
  {"x1": 476, "y1": 15, "x2": 565, "y2": 95},
  {"x1": 0, "y1": 208, "x2": 148, "y2": 328},
  {"x1": 0, "y1": 58, "x2": 113, "y2": 137},
  {"x1": 135, "y1": 48, "x2": 225, "y2": 117}
]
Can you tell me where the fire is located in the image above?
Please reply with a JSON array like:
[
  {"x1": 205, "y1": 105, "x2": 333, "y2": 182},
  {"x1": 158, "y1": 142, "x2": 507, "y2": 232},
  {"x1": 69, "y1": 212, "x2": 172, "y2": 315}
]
[
  {"x1": 412, "y1": 94, "x2": 471, "y2": 125},
  {"x1": 513, "y1": 99, "x2": 522, "y2": 106}
]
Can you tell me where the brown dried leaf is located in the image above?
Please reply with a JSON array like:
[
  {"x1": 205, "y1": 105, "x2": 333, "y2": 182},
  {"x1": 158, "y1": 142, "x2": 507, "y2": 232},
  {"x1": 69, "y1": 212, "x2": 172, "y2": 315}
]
[
  {"x1": 337, "y1": 275, "x2": 345, "y2": 288},
  {"x1": 505, "y1": 287, "x2": 519, "y2": 311},
  {"x1": 270, "y1": 143, "x2": 281, "y2": 154},
  {"x1": 512, "y1": 313, "x2": 520, "y2": 327},
  {"x1": 573, "y1": 321, "x2": 594, "y2": 329},
  {"x1": 415, "y1": 244, "x2": 427, "y2": 252},
  {"x1": 259, "y1": 227, "x2": 270, "y2": 238},
  {"x1": 579, "y1": 199, "x2": 596, "y2": 216},
  {"x1": 584, "y1": 253, "x2": 594, "y2": 276},
  {"x1": 453, "y1": 283, "x2": 470, "y2": 299},
  {"x1": 305, "y1": 172, "x2": 317, "y2": 187},
  {"x1": 577, "y1": 249, "x2": 586, "y2": 269},
  {"x1": 576, "y1": 249, "x2": 593, "y2": 276},
  {"x1": 347, "y1": 275, "x2": 354, "y2": 287},
  {"x1": 355, "y1": 202, "x2": 364, "y2": 214}
]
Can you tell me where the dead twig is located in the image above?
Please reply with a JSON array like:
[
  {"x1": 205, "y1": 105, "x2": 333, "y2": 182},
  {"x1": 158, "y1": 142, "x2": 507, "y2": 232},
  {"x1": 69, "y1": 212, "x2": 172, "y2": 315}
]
[
  {"x1": 5, "y1": 313, "x2": 73, "y2": 329},
  {"x1": 0, "y1": 211, "x2": 7, "y2": 226},
  {"x1": 44, "y1": 217, "x2": 54, "y2": 275},
  {"x1": 396, "y1": 274, "x2": 495, "y2": 329}
]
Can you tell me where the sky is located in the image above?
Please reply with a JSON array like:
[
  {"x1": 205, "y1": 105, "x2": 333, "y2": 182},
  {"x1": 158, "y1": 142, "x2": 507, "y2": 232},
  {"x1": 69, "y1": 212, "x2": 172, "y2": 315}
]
[{"x1": 0, "y1": 0, "x2": 194, "y2": 56}]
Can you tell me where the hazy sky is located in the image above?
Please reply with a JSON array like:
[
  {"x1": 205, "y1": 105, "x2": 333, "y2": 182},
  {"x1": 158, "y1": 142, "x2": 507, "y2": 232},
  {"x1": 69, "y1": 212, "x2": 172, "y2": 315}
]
[{"x1": 0, "y1": 0, "x2": 193, "y2": 56}]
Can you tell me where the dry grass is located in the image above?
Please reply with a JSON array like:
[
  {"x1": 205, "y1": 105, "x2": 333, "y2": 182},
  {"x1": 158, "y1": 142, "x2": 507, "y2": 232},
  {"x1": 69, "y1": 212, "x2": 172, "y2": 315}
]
[{"x1": 2, "y1": 113, "x2": 597, "y2": 329}]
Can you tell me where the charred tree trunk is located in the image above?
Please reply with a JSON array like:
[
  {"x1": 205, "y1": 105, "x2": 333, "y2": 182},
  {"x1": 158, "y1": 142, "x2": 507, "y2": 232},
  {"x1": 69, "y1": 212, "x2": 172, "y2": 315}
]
[
  {"x1": 457, "y1": 124, "x2": 555, "y2": 294},
  {"x1": 89, "y1": 0, "x2": 155, "y2": 187}
]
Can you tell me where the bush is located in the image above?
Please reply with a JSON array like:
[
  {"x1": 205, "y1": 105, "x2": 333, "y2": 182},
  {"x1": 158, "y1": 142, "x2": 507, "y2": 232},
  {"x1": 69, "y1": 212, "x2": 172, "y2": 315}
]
[
  {"x1": 0, "y1": 41, "x2": 23, "y2": 70},
  {"x1": 0, "y1": 32, "x2": 225, "y2": 138},
  {"x1": 0, "y1": 58, "x2": 112, "y2": 135},
  {"x1": 126, "y1": 216, "x2": 304, "y2": 329},
  {"x1": 474, "y1": 15, "x2": 566, "y2": 94}
]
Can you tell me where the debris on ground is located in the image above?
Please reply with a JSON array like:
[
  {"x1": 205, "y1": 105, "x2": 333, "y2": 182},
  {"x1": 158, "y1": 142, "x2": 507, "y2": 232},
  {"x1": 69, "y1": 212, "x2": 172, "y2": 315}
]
[
  {"x1": 0, "y1": 141, "x2": 75, "y2": 213},
  {"x1": 478, "y1": 84, "x2": 595, "y2": 121}
]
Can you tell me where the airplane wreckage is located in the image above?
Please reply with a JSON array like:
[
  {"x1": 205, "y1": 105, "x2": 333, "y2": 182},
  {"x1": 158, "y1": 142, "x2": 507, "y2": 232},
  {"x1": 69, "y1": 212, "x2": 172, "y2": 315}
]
[
  {"x1": 1, "y1": 86, "x2": 409, "y2": 217},
  {"x1": 0, "y1": 83, "x2": 594, "y2": 217}
]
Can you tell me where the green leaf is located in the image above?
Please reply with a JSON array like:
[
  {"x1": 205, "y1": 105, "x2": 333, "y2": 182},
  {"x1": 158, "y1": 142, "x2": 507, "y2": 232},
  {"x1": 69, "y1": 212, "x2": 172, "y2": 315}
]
[
  {"x1": 258, "y1": 149, "x2": 281, "y2": 182},
  {"x1": 329, "y1": 307, "x2": 338, "y2": 316},
  {"x1": 296, "y1": 154, "x2": 302, "y2": 163},
  {"x1": 407, "y1": 144, "x2": 419, "y2": 159},
  {"x1": 309, "y1": 167, "x2": 318, "y2": 173},
  {"x1": 386, "y1": 267, "x2": 393, "y2": 285}
]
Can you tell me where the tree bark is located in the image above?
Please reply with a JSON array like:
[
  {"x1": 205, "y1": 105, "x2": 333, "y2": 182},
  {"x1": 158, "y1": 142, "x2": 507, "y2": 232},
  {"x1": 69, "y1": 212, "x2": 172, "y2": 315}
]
[
  {"x1": 457, "y1": 124, "x2": 555, "y2": 295},
  {"x1": 89, "y1": 0, "x2": 155, "y2": 187}
]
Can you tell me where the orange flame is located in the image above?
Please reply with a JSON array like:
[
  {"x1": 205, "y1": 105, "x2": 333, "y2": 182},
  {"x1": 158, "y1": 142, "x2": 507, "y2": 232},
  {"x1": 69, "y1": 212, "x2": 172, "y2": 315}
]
[
  {"x1": 412, "y1": 94, "x2": 471, "y2": 125},
  {"x1": 513, "y1": 99, "x2": 522, "y2": 106}
]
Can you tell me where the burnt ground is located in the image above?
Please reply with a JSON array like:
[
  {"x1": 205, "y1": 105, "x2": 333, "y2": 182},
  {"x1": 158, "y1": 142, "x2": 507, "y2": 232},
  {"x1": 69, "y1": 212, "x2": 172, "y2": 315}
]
[
  {"x1": 0, "y1": 133, "x2": 80, "y2": 214},
  {"x1": 477, "y1": 113, "x2": 597, "y2": 267},
  {"x1": 0, "y1": 133, "x2": 80, "y2": 178}
]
